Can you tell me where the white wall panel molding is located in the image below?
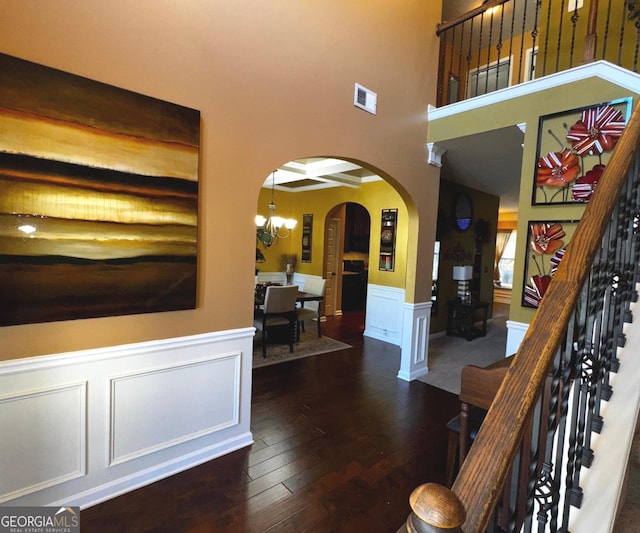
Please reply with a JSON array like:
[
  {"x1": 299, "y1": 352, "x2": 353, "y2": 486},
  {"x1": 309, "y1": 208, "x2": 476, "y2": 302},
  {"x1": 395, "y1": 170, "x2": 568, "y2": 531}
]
[
  {"x1": 0, "y1": 328, "x2": 255, "y2": 376},
  {"x1": 109, "y1": 352, "x2": 241, "y2": 466},
  {"x1": 0, "y1": 382, "x2": 87, "y2": 503},
  {"x1": 506, "y1": 319, "x2": 529, "y2": 357},
  {"x1": 0, "y1": 329, "x2": 254, "y2": 508},
  {"x1": 364, "y1": 284, "x2": 404, "y2": 346},
  {"x1": 397, "y1": 301, "x2": 431, "y2": 382}
]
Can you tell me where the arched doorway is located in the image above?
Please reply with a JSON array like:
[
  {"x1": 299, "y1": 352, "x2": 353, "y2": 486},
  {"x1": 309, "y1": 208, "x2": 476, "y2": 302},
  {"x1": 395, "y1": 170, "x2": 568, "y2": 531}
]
[{"x1": 254, "y1": 157, "x2": 417, "y2": 357}]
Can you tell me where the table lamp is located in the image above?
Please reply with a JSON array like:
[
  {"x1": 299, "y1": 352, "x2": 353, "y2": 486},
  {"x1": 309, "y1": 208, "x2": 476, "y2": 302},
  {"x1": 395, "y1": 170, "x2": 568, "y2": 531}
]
[{"x1": 452, "y1": 265, "x2": 473, "y2": 304}]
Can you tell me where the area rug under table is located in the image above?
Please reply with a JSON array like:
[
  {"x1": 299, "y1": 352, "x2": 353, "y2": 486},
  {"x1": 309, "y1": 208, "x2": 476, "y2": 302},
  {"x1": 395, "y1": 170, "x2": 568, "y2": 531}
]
[{"x1": 253, "y1": 330, "x2": 351, "y2": 368}]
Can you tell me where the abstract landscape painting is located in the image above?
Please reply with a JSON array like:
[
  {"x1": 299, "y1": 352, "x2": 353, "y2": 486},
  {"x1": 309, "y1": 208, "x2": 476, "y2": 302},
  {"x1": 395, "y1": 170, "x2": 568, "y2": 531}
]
[{"x1": 0, "y1": 53, "x2": 200, "y2": 326}]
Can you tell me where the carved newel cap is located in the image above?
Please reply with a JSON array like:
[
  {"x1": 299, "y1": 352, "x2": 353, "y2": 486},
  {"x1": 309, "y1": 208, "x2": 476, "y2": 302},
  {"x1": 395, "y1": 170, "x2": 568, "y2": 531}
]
[{"x1": 409, "y1": 483, "x2": 466, "y2": 530}]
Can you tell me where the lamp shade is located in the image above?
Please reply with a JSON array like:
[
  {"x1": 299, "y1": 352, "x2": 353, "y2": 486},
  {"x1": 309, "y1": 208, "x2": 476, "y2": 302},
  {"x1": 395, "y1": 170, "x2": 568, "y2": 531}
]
[{"x1": 452, "y1": 265, "x2": 473, "y2": 281}]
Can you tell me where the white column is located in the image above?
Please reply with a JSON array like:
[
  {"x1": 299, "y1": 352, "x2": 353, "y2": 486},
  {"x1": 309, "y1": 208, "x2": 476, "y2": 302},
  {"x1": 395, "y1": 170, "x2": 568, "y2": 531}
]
[{"x1": 397, "y1": 301, "x2": 431, "y2": 381}]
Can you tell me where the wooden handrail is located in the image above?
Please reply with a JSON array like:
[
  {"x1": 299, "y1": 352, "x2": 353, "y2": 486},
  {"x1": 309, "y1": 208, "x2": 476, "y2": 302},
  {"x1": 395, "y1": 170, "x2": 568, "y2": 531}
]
[{"x1": 451, "y1": 99, "x2": 640, "y2": 531}]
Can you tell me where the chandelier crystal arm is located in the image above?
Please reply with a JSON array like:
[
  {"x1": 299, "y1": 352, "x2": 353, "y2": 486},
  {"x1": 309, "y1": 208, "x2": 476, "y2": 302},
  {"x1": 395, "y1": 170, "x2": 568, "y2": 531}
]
[{"x1": 255, "y1": 170, "x2": 297, "y2": 246}]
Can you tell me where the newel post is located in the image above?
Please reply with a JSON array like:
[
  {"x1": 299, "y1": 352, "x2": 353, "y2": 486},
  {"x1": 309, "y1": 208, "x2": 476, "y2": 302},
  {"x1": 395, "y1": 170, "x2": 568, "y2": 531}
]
[
  {"x1": 397, "y1": 483, "x2": 466, "y2": 533},
  {"x1": 582, "y1": 0, "x2": 599, "y2": 64}
]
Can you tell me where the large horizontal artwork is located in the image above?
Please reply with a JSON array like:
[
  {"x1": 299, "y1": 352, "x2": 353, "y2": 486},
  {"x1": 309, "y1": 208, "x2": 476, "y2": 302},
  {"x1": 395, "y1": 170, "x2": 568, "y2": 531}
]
[
  {"x1": 0, "y1": 53, "x2": 200, "y2": 326},
  {"x1": 532, "y1": 97, "x2": 632, "y2": 205}
]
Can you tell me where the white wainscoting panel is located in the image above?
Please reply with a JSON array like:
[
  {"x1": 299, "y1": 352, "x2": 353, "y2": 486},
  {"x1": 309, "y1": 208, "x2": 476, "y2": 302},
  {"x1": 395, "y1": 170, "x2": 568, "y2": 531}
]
[
  {"x1": 397, "y1": 302, "x2": 431, "y2": 381},
  {"x1": 110, "y1": 353, "x2": 240, "y2": 465},
  {"x1": 364, "y1": 284, "x2": 405, "y2": 346},
  {"x1": 0, "y1": 328, "x2": 254, "y2": 509},
  {"x1": 0, "y1": 382, "x2": 87, "y2": 503},
  {"x1": 506, "y1": 319, "x2": 529, "y2": 356}
]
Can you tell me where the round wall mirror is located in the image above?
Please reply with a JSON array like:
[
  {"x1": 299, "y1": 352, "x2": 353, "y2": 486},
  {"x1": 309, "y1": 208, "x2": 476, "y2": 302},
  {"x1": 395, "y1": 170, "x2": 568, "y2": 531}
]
[{"x1": 454, "y1": 192, "x2": 473, "y2": 231}]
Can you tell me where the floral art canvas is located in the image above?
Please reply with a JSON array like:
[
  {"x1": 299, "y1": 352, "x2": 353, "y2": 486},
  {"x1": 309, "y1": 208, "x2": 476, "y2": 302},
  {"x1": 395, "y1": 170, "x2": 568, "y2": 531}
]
[
  {"x1": 0, "y1": 53, "x2": 200, "y2": 326},
  {"x1": 532, "y1": 98, "x2": 632, "y2": 205},
  {"x1": 522, "y1": 220, "x2": 578, "y2": 308}
]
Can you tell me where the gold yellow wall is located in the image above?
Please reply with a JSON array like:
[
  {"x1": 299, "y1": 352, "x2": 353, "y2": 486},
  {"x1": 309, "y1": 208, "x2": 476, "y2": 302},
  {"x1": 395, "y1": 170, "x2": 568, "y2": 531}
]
[
  {"x1": 256, "y1": 179, "x2": 409, "y2": 289},
  {"x1": 0, "y1": 1, "x2": 443, "y2": 360}
]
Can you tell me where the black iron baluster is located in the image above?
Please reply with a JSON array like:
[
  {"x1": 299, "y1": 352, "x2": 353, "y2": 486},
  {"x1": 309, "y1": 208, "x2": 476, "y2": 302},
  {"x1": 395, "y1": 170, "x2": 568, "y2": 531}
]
[
  {"x1": 556, "y1": 0, "x2": 567, "y2": 73},
  {"x1": 634, "y1": 22, "x2": 640, "y2": 71},
  {"x1": 619, "y1": 0, "x2": 627, "y2": 66},
  {"x1": 518, "y1": 0, "x2": 529, "y2": 85},
  {"x1": 495, "y1": 3, "x2": 505, "y2": 89},
  {"x1": 466, "y1": 17, "x2": 475, "y2": 98},
  {"x1": 508, "y1": 0, "x2": 518, "y2": 83},
  {"x1": 601, "y1": 0, "x2": 614, "y2": 60},
  {"x1": 457, "y1": 22, "x2": 466, "y2": 102},
  {"x1": 478, "y1": 9, "x2": 486, "y2": 97},
  {"x1": 568, "y1": 2, "x2": 581, "y2": 68},
  {"x1": 530, "y1": 0, "x2": 541, "y2": 81},
  {"x1": 486, "y1": 5, "x2": 495, "y2": 94},
  {"x1": 438, "y1": 28, "x2": 448, "y2": 107},
  {"x1": 541, "y1": 0, "x2": 553, "y2": 77},
  {"x1": 447, "y1": 26, "x2": 456, "y2": 105}
]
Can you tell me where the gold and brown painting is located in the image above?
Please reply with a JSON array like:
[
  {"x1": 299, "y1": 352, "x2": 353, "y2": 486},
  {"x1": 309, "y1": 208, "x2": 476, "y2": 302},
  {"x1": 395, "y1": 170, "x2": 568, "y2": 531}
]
[{"x1": 0, "y1": 53, "x2": 200, "y2": 326}]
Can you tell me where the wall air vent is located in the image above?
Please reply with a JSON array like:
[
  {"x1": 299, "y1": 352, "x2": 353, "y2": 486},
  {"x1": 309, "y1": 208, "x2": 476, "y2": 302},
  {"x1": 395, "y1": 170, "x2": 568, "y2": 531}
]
[{"x1": 354, "y1": 83, "x2": 377, "y2": 115}]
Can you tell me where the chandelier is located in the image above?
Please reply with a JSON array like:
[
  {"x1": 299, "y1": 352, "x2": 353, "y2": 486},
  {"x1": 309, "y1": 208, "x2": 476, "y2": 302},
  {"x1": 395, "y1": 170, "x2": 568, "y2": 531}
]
[{"x1": 255, "y1": 170, "x2": 297, "y2": 247}]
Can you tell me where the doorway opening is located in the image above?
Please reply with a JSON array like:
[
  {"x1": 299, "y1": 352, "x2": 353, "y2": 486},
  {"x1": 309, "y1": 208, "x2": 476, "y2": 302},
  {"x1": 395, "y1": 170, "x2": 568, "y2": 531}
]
[{"x1": 324, "y1": 202, "x2": 370, "y2": 318}]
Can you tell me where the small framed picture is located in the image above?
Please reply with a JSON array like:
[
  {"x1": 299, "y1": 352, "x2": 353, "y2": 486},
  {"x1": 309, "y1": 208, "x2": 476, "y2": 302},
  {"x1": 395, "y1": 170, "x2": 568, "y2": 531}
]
[{"x1": 301, "y1": 214, "x2": 313, "y2": 263}]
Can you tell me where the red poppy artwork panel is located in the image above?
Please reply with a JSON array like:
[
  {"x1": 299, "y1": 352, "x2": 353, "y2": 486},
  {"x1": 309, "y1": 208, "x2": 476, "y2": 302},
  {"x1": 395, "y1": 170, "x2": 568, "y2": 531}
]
[
  {"x1": 522, "y1": 220, "x2": 578, "y2": 308},
  {"x1": 532, "y1": 98, "x2": 632, "y2": 205}
]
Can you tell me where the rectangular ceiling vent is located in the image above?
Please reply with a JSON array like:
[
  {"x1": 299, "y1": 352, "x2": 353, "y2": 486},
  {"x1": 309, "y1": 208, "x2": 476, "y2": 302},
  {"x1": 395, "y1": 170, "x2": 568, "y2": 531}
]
[{"x1": 354, "y1": 83, "x2": 377, "y2": 115}]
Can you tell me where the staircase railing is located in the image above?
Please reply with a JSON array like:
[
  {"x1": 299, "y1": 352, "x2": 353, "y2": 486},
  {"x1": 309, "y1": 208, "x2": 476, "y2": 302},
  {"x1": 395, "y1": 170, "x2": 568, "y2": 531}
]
[
  {"x1": 399, "y1": 99, "x2": 640, "y2": 531},
  {"x1": 436, "y1": 0, "x2": 640, "y2": 107}
]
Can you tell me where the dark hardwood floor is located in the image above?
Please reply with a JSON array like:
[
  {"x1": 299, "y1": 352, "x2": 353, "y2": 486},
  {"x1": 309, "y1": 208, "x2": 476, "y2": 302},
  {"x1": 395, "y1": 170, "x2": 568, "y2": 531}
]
[{"x1": 81, "y1": 312, "x2": 459, "y2": 532}]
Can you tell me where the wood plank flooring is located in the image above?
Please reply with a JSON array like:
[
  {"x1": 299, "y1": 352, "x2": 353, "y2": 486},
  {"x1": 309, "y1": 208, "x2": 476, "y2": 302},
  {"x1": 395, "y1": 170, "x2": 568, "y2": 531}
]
[{"x1": 81, "y1": 312, "x2": 459, "y2": 532}]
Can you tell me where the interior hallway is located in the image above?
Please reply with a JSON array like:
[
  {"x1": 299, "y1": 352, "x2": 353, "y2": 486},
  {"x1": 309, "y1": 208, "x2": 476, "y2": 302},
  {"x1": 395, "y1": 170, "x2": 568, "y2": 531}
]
[
  {"x1": 80, "y1": 306, "x2": 638, "y2": 531},
  {"x1": 81, "y1": 312, "x2": 460, "y2": 532}
]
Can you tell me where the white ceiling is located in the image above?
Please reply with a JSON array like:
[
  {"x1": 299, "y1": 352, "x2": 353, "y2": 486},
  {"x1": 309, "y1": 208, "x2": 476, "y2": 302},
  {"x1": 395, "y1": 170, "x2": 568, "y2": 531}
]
[
  {"x1": 436, "y1": 125, "x2": 525, "y2": 212},
  {"x1": 261, "y1": 158, "x2": 382, "y2": 193}
]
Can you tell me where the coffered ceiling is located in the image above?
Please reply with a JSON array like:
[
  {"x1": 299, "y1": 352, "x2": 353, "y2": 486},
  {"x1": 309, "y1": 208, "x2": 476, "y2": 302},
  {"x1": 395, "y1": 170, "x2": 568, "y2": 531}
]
[{"x1": 261, "y1": 158, "x2": 382, "y2": 193}]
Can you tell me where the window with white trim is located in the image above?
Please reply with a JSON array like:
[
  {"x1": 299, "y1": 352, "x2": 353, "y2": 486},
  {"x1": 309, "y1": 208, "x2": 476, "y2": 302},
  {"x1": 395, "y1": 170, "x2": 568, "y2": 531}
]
[
  {"x1": 467, "y1": 56, "x2": 512, "y2": 98},
  {"x1": 497, "y1": 231, "x2": 517, "y2": 288}
]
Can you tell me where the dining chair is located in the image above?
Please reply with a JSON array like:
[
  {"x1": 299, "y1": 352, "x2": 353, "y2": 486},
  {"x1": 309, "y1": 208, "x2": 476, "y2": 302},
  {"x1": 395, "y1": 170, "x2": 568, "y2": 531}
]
[
  {"x1": 254, "y1": 284, "x2": 298, "y2": 358},
  {"x1": 296, "y1": 277, "x2": 326, "y2": 340}
]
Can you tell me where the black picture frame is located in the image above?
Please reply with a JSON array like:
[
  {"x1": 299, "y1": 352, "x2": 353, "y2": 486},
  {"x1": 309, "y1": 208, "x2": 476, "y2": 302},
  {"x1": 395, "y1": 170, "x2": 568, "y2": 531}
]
[
  {"x1": 521, "y1": 219, "x2": 578, "y2": 308},
  {"x1": 379, "y1": 208, "x2": 397, "y2": 271},
  {"x1": 532, "y1": 97, "x2": 632, "y2": 206},
  {"x1": 301, "y1": 214, "x2": 313, "y2": 263}
]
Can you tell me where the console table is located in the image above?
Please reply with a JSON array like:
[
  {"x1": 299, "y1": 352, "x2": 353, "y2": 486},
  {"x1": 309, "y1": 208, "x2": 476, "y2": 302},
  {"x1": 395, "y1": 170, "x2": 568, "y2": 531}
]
[{"x1": 446, "y1": 299, "x2": 490, "y2": 341}]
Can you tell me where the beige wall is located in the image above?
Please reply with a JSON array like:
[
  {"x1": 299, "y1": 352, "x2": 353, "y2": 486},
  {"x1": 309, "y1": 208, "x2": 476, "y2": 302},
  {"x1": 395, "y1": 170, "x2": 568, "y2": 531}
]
[{"x1": 0, "y1": 1, "x2": 443, "y2": 360}]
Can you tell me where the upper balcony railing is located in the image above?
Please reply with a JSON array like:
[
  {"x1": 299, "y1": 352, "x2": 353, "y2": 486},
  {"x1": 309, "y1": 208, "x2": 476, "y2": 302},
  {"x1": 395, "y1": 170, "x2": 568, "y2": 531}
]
[{"x1": 436, "y1": 0, "x2": 640, "y2": 107}]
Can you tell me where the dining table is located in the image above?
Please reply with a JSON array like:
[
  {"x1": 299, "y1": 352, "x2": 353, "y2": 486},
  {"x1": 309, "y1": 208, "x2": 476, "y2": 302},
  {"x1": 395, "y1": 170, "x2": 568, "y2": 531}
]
[{"x1": 254, "y1": 283, "x2": 323, "y2": 308}]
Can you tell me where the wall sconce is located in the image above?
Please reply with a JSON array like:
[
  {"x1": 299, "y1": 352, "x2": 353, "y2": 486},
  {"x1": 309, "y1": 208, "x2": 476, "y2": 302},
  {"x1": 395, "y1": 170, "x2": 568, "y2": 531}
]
[{"x1": 453, "y1": 265, "x2": 473, "y2": 304}]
